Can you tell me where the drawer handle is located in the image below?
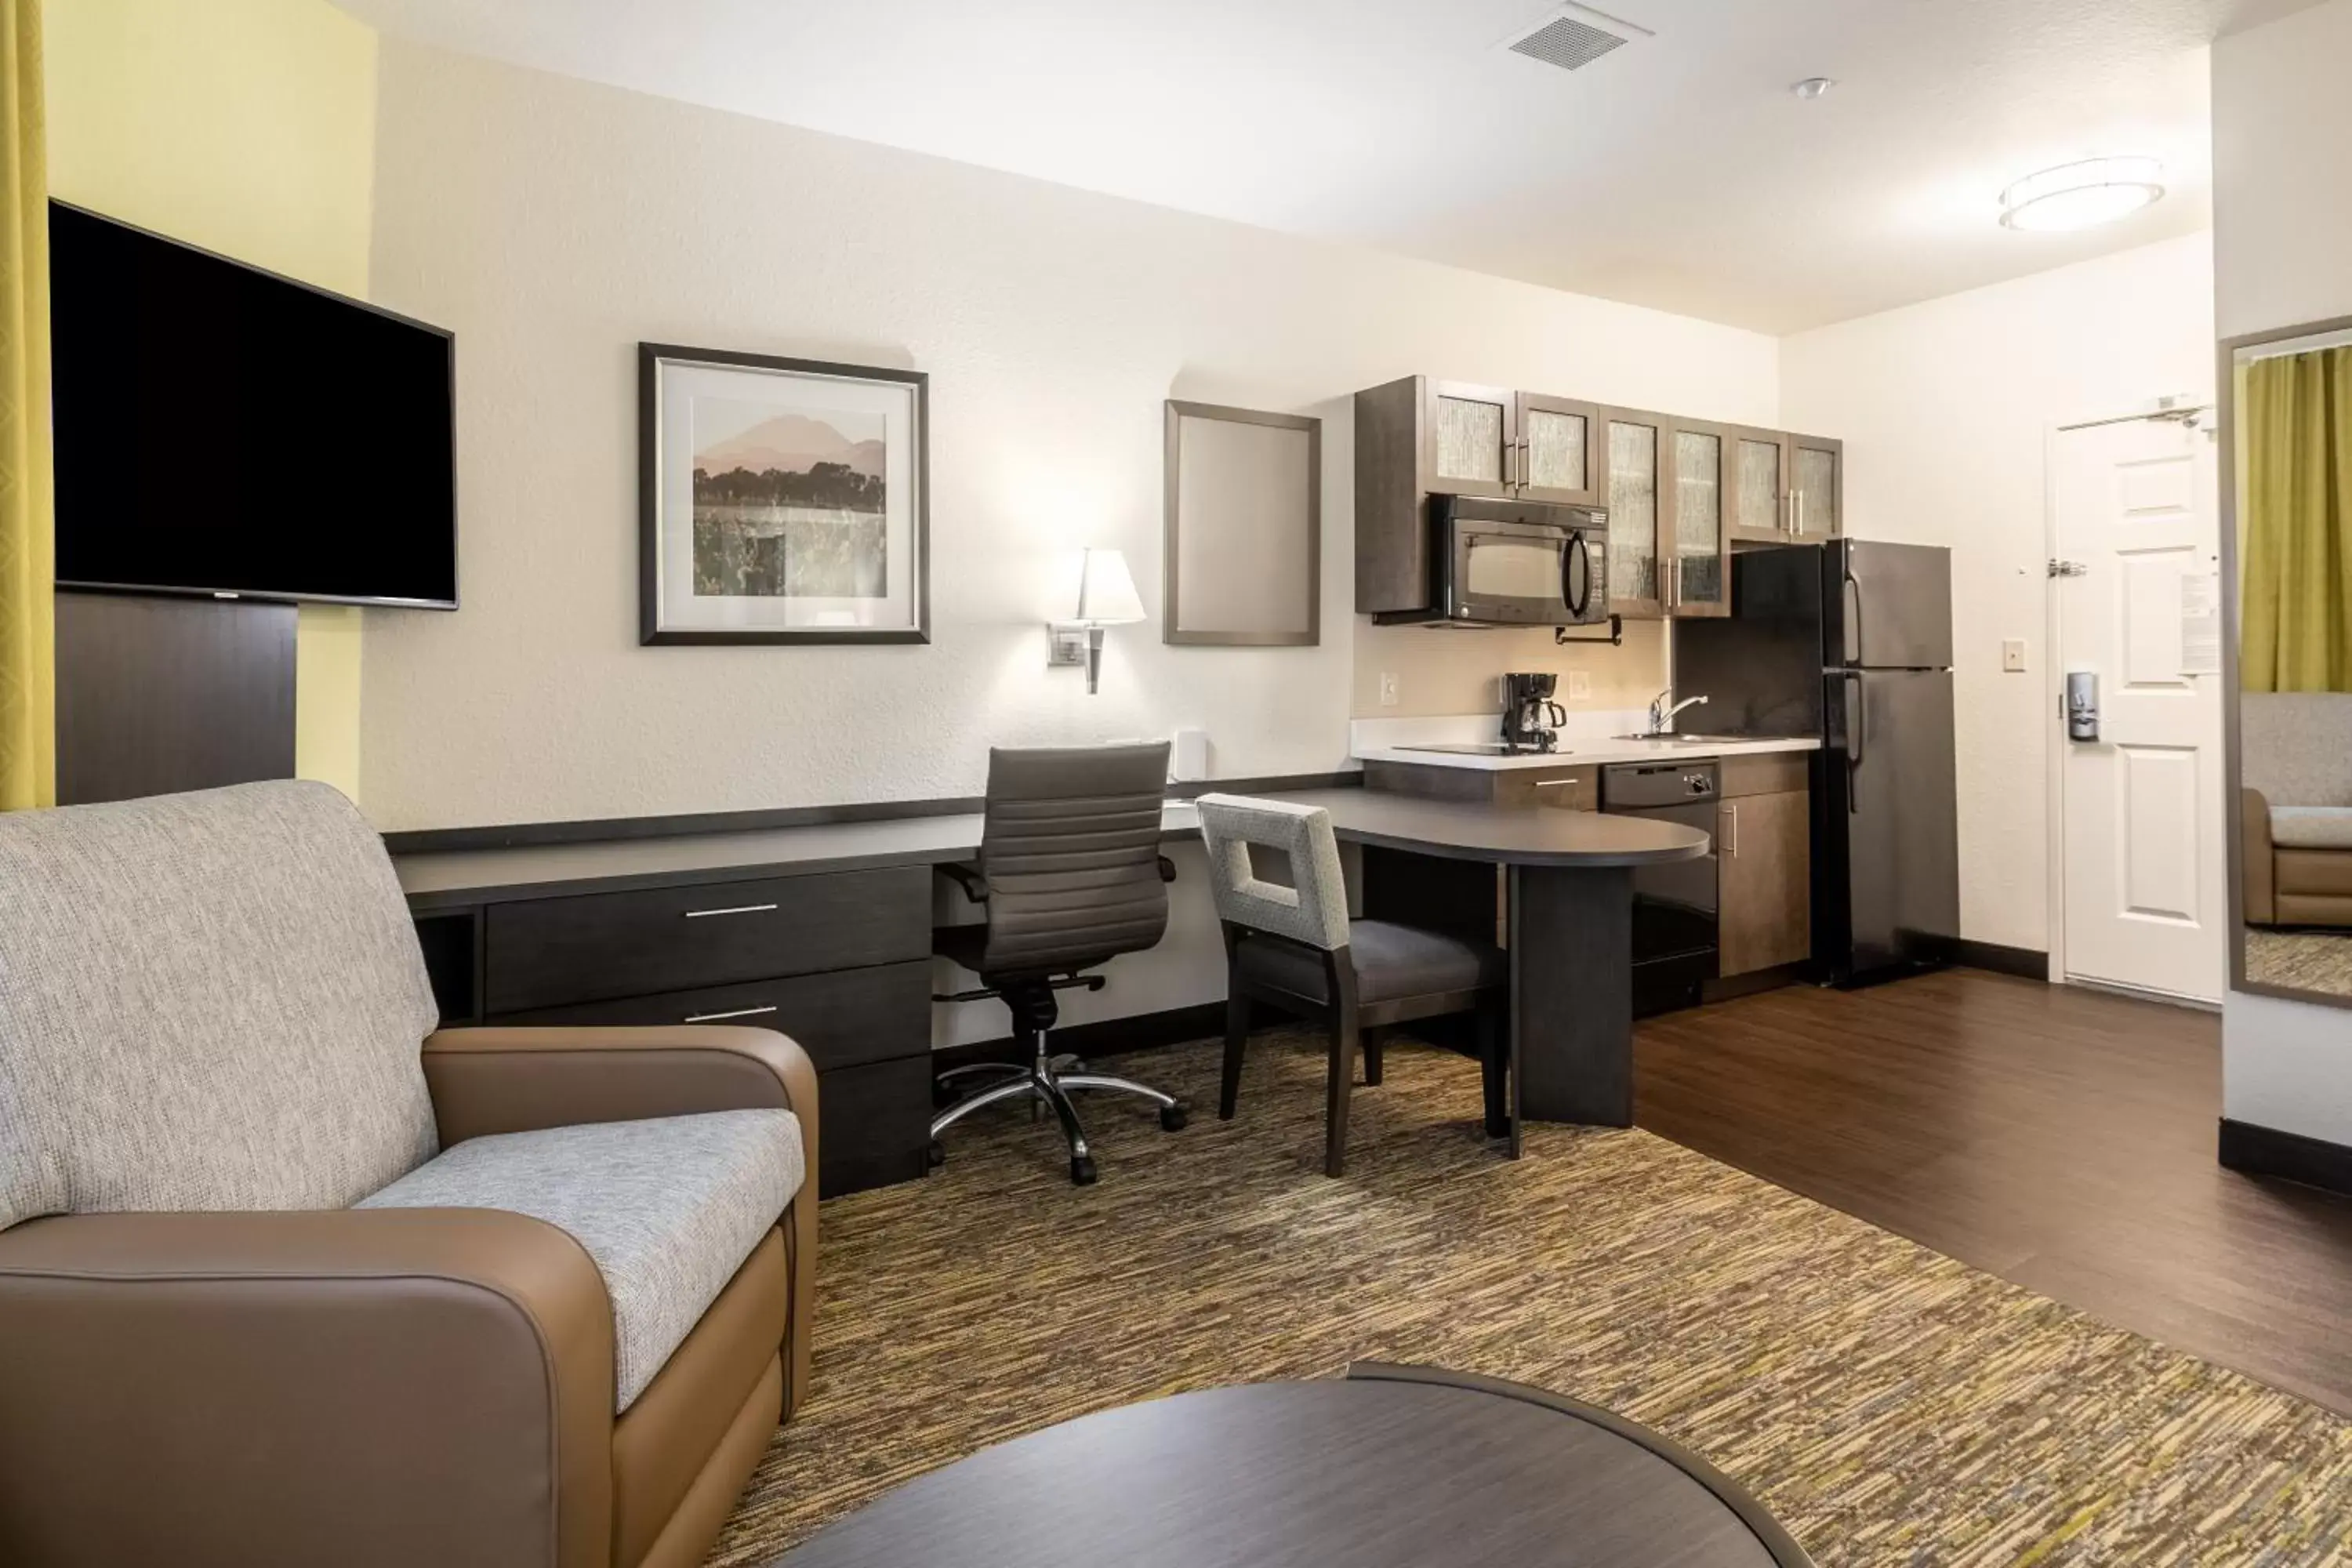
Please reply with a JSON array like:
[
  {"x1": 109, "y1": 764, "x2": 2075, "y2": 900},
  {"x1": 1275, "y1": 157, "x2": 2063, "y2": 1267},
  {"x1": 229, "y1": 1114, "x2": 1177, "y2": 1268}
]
[
  {"x1": 1531, "y1": 779, "x2": 1581, "y2": 787},
  {"x1": 684, "y1": 1004, "x2": 779, "y2": 1023},
  {"x1": 683, "y1": 902, "x2": 779, "y2": 919}
]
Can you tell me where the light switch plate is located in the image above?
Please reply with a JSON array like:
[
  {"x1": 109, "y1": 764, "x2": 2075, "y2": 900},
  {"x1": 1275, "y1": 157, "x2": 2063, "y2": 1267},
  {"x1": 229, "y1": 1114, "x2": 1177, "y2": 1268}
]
[
  {"x1": 1378, "y1": 672, "x2": 1399, "y2": 707},
  {"x1": 2002, "y1": 638, "x2": 2028, "y2": 673},
  {"x1": 1567, "y1": 670, "x2": 1592, "y2": 700}
]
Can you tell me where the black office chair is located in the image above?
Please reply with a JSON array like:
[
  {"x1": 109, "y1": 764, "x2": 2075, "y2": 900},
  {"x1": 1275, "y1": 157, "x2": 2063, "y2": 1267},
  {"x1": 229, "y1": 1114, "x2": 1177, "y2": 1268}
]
[{"x1": 931, "y1": 742, "x2": 1188, "y2": 1185}]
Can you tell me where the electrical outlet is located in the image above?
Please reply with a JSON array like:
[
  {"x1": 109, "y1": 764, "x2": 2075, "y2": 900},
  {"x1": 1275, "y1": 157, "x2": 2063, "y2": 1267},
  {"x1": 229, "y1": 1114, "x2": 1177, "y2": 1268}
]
[
  {"x1": 1378, "y1": 671, "x2": 1399, "y2": 707},
  {"x1": 1566, "y1": 670, "x2": 1592, "y2": 701},
  {"x1": 2002, "y1": 638, "x2": 2028, "y2": 673}
]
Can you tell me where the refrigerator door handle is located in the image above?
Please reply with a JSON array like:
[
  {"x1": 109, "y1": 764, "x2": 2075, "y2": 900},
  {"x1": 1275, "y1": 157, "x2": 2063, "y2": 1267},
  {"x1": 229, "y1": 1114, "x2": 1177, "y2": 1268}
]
[
  {"x1": 1842, "y1": 569, "x2": 1862, "y2": 667},
  {"x1": 1843, "y1": 671, "x2": 1866, "y2": 814}
]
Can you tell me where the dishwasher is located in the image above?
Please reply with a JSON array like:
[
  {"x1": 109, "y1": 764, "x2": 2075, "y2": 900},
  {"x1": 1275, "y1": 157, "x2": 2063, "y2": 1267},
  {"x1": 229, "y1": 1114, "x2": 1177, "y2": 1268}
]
[{"x1": 1602, "y1": 760, "x2": 1719, "y2": 1018}]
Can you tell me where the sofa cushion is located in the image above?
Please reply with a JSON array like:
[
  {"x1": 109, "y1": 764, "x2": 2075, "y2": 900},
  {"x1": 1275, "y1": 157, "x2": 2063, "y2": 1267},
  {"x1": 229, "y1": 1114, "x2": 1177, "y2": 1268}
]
[
  {"x1": 359, "y1": 1109, "x2": 804, "y2": 1411},
  {"x1": 2270, "y1": 807, "x2": 2352, "y2": 850},
  {"x1": 0, "y1": 781, "x2": 441, "y2": 1233}
]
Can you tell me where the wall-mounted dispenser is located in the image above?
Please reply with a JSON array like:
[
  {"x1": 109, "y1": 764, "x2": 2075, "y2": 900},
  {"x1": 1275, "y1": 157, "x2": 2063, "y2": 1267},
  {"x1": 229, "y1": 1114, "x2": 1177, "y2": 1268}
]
[{"x1": 2066, "y1": 670, "x2": 2100, "y2": 742}]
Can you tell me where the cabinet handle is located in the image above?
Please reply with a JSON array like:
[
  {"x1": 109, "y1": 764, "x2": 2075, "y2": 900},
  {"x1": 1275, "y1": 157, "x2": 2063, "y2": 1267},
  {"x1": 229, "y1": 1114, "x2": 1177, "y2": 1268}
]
[
  {"x1": 1795, "y1": 488, "x2": 1807, "y2": 535},
  {"x1": 684, "y1": 1004, "x2": 779, "y2": 1023},
  {"x1": 1532, "y1": 778, "x2": 1581, "y2": 788},
  {"x1": 1722, "y1": 801, "x2": 1739, "y2": 858},
  {"x1": 683, "y1": 902, "x2": 779, "y2": 919}
]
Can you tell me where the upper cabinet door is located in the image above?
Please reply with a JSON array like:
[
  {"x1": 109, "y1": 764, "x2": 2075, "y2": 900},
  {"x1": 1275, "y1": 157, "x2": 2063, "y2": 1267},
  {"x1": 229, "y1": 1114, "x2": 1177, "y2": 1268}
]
[
  {"x1": 1425, "y1": 380, "x2": 1518, "y2": 498},
  {"x1": 1788, "y1": 434, "x2": 1843, "y2": 540},
  {"x1": 1601, "y1": 408, "x2": 1664, "y2": 616},
  {"x1": 1729, "y1": 428, "x2": 1790, "y2": 545},
  {"x1": 1666, "y1": 419, "x2": 1730, "y2": 618},
  {"x1": 1515, "y1": 393, "x2": 1601, "y2": 507}
]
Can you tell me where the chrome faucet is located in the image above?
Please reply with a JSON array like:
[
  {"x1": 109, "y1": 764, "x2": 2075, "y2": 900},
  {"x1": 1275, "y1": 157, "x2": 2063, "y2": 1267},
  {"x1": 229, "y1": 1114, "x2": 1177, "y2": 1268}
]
[{"x1": 1647, "y1": 689, "x2": 1708, "y2": 736}]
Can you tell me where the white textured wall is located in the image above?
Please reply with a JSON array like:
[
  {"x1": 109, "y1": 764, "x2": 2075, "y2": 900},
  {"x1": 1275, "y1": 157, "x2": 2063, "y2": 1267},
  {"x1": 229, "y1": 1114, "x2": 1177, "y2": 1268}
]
[
  {"x1": 1778, "y1": 235, "x2": 2216, "y2": 954},
  {"x1": 359, "y1": 40, "x2": 1778, "y2": 833},
  {"x1": 2213, "y1": 0, "x2": 2352, "y2": 1145}
]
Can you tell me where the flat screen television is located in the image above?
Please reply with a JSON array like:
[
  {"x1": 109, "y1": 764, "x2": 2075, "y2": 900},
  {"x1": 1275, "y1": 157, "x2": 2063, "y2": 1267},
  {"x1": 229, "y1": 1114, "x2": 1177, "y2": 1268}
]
[{"x1": 49, "y1": 201, "x2": 457, "y2": 608}]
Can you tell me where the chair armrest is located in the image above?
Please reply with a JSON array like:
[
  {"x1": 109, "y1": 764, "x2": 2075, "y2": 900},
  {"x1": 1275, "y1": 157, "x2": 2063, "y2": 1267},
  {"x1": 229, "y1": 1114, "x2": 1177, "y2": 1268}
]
[
  {"x1": 2243, "y1": 786, "x2": 2277, "y2": 927},
  {"x1": 421, "y1": 1024, "x2": 819, "y2": 1414},
  {"x1": 938, "y1": 861, "x2": 989, "y2": 902},
  {"x1": 0, "y1": 1208, "x2": 612, "y2": 1568}
]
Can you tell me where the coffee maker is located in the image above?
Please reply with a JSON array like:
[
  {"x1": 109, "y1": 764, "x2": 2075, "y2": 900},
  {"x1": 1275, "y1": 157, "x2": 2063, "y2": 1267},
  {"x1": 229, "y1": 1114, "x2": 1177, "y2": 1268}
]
[{"x1": 1501, "y1": 672, "x2": 1568, "y2": 753}]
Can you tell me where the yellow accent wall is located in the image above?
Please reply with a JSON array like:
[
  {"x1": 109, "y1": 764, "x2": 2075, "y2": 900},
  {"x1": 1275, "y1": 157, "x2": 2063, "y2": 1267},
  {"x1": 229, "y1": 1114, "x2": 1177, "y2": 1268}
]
[{"x1": 45, "y1": 0, "x2": 377, "y2": 800}]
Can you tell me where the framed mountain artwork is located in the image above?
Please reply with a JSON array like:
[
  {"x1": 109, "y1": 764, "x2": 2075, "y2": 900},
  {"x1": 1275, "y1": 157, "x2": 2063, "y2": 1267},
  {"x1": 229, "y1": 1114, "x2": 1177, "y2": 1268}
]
[{"x1": 639, "y1": 345, "x2": 929, "y2": 644}]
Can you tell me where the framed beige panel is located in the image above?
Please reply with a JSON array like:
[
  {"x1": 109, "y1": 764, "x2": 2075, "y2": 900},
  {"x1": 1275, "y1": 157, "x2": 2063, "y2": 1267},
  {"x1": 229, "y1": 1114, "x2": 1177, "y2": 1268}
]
[{"x1": 1164, "y1": 401, "x2": 1321, "y2": 647}]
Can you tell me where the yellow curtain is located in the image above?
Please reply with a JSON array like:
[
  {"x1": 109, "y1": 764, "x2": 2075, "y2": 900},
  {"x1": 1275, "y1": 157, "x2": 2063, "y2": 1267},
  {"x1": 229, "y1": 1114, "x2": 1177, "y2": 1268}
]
[
  {"x1": 2241, "y1": 345, "x2": 2352, "y2": 693},
  {"x1": 0, "y1": 0, "x2": 49, "y2": 809}
]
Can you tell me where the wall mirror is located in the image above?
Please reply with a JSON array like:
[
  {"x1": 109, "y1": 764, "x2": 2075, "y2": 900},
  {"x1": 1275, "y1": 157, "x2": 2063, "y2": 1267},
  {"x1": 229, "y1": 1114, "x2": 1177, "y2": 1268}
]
[
  {"x1": 1163, "y1": 400, "x2": 1321, "y2": 646},
  {"x1": 2226, "y1": 318, "x2": 2352, "y2": 1008}
]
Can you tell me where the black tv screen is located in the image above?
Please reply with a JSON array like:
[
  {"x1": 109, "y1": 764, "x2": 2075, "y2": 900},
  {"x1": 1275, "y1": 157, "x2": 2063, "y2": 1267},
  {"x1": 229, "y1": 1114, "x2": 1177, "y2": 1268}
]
[{"x1": 50, "y1": 201, "x2": 456, "y2": 608}]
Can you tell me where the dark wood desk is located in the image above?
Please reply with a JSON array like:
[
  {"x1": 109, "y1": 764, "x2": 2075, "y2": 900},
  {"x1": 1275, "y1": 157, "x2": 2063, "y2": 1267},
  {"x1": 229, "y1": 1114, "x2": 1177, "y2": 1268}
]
[
  {"x1": 390, "y1": 790, "x2": 1706, "y2": 1189},
  {"x1": 773, "y1": 1363, "x2": 1811, "y2": 1567}
]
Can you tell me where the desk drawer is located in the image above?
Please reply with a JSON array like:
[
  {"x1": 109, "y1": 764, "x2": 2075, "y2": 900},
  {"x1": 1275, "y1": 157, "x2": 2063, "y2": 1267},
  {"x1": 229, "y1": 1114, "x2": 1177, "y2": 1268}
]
[
  {"x1": 486, "y1": 960, "x2": 931, "y2": 1072},
  {"x1": 484, "y1": 866, "x2": 931, "y2": 1014}
]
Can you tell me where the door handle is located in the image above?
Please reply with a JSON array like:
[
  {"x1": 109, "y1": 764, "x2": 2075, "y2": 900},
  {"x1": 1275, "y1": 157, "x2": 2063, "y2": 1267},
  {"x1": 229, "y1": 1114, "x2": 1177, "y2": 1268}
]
[
  {"x1": 1720, "y1": 801, "x2": 1739, "y2": 858},
  {"x1": 1842, "y1": 671, "x2": 1866, "y2": 815},
  {"x1": 684, "y1": 902, "x2": 779, "y2": 919}
]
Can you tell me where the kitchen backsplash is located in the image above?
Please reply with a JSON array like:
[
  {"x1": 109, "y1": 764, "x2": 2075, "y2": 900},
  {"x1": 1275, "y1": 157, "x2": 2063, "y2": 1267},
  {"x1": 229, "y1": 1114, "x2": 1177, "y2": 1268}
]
[{"x1": 1350, "y1": 615, "x2": 1668, "y2": 719}]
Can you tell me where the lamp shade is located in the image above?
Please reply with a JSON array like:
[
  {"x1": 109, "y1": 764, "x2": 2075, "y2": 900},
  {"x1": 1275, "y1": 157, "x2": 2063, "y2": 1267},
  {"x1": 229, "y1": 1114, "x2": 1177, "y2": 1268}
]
[{"x1": 1074, "y1": 548, "x2": 1147, "y2": 625}]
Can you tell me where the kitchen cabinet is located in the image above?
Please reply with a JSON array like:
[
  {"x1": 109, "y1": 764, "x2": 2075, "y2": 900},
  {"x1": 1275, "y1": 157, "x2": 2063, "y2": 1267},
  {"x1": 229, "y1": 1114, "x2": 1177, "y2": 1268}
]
[
  {"x1": 1715, "y1": 753, "x2": 1810, "y2": 977},
  {"x1": 1729, "y1": 428, "x2": 1844, "y2": 546},
  {"x1": 1359, "y1": 757, "x2": 1597, "y2": 811},
  {"x1": 1598, "y1": 407, "x2": 1730, "y2": 619},
  {"x1": 1787, "y1": 433, "x2": 1843, "y2": 541},
  {"x1": 1419, "y1": 379, "x2": 1602, "y2": 506},
  {"x1": 1356, "y1": 375, "x2": 1839, "y2": 617}
]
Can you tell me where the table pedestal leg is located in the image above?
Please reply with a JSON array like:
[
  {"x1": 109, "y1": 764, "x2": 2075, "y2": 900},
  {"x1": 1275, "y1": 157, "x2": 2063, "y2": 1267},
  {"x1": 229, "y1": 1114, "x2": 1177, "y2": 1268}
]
[{"x1": 1507, "y1": 863, "x2": 1635, "y2": 1135}]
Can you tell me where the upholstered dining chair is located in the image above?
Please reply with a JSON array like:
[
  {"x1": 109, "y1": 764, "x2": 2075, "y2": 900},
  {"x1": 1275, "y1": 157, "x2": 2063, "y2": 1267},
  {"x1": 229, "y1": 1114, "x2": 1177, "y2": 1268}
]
[{"x1": 1196, "y1": 794, "x2": 1510, "y2": 1176}]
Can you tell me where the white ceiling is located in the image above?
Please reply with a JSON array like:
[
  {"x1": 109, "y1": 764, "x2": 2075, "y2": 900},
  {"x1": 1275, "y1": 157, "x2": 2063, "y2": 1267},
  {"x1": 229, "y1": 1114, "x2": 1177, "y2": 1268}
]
[{"x1": 335, "y1": 0, "x2": 2315, "y2": 334}]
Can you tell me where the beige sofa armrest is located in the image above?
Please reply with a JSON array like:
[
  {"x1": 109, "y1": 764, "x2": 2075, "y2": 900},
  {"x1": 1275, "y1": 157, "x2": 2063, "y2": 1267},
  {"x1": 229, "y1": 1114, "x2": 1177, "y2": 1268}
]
[
  {"x1": 421, "y1": 1025, "x2": 818, "y2": 1415},
  {"x1": 0, "y1": 1208, "x2": 613, "y2": 1568},
  {"x1": 2243, "y1": 786, "x2": 2278, "y2": 927}
]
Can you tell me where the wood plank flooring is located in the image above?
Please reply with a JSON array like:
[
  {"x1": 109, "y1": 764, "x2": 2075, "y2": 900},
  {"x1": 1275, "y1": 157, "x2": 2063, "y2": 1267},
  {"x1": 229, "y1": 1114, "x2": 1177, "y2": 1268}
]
[{"x1": 1636, "y1": 968, "x2": 2352, "y2": 1416}]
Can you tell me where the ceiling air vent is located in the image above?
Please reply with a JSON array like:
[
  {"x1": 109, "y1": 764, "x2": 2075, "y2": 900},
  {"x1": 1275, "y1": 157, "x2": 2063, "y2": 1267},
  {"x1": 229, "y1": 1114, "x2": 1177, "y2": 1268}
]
[{"x1": 1501, "y1": 5, "x2": 1652, "y2": 73}]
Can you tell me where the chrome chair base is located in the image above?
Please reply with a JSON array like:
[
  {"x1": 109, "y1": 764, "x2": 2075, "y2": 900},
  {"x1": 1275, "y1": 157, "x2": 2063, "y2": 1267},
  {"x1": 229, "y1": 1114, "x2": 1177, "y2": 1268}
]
[{"x1": 931, "y1": 1036, "x2": 1185, "y2": 1185}]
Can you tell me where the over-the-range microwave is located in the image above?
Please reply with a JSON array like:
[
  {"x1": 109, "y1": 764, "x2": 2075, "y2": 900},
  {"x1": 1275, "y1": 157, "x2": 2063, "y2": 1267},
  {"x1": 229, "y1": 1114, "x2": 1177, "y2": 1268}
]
[{"x1": 1374, "y1": 494, "x2": 1610, "y2": 628}]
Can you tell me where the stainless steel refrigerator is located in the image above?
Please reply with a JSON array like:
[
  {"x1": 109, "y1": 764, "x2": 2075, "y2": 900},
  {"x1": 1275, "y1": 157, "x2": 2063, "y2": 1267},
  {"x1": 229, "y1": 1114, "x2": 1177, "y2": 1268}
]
[{"x1": 1673, "y1": 541, "x2": 1960, "y2": 986}]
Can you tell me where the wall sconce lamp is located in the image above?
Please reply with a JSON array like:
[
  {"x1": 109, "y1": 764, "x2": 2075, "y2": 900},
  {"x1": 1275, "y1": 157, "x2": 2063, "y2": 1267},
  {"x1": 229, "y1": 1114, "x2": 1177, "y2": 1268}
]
[{"x1": 1047, "y1": 547, "x2": 1146, "y2": 695}]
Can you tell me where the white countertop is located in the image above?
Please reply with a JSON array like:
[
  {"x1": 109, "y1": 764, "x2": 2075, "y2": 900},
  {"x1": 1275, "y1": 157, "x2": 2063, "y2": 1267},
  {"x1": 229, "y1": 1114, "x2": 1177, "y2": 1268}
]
[{"x1": 1349, "y1": 713, "x2": 1821, "y2": 772}]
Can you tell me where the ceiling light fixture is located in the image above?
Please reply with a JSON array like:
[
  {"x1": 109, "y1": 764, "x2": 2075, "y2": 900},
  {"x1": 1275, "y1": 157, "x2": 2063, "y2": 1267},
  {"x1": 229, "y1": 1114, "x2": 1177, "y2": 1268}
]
[
  {"x1": 1998, "y1": 157, "x2": 2165, "y2": 232},
  {"x1": 1791, "y1": 77, "x2": 1834, "y2": 100}
]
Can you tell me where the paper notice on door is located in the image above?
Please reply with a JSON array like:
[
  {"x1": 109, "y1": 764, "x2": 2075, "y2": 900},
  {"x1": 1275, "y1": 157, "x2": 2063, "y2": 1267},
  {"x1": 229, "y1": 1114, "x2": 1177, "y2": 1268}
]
[{"x1": 2180, "y1": 571, "x2": 2222, "y2": 676}]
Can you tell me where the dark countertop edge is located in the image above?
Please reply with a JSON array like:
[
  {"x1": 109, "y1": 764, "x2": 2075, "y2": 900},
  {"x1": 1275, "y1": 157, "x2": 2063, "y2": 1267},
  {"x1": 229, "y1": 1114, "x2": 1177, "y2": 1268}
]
[
  {"x1": 382, "y1": 770, "x2": 1364, "y2": 857},
  {"x1": 402, "y1": 844, "x2": 976, "y2": 913},
  {"x1": 1334, "y1": 823, "x2": 1711, "y2": 869}
]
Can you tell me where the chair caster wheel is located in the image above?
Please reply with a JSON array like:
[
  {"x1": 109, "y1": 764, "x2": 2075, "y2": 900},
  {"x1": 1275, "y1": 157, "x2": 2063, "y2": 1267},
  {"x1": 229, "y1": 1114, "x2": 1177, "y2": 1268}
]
[
  {"x1": 1160, "y1": 1103, "x2": 1188, "y2": 1132},
  {"x1": 932, "y1": 1080, "x2": 957, "y2": 1108},
  {"x1": 927, "y1": 1139, "x2": 946, "y2": 1169},
  {"x1": 1070, "y1": 1153, "x2": 1098, "y2": 1185}
]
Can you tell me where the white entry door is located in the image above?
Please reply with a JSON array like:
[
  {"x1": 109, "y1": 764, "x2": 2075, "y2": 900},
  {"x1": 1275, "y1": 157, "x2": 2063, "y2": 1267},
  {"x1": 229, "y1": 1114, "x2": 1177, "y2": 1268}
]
[{"x1": 2055, "y1": 416, "x2": 2226, "y2": 1004}]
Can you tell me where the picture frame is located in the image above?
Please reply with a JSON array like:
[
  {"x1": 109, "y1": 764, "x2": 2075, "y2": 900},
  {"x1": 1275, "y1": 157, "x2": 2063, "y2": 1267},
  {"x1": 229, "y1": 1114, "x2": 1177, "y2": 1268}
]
[
  {"x1": 638, "y1": 344, "x2": 930, "y2": 644},
  {"x1": 1163, "y1": 400, "x2": 1321, "y2": 647}
]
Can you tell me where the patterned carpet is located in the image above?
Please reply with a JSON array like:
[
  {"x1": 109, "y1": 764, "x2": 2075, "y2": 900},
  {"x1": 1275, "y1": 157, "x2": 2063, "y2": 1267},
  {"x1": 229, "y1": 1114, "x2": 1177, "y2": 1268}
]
[
  {"x1": 2248, "y1": 929, "x2": 2352, "y2": 999},
  {"x1": 710, "y1": 1029, "x2": 2352, "y2": 1566}
]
